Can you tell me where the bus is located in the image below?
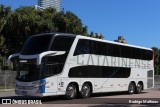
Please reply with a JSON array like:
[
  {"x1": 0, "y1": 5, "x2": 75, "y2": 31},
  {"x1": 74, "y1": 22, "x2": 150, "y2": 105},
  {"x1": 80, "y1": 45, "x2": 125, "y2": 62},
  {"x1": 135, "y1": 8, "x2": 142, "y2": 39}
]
[{"x1": 8, "y1": 33, "x2": 154, "y2": 99}]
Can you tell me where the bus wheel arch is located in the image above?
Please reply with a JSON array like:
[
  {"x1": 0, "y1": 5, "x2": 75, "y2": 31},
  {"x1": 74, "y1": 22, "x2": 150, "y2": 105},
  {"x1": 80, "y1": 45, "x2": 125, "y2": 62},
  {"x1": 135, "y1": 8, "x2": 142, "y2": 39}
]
[
  {"x1": 65, "y1": 82, "x2": 79, "y2": 99},
  {"x1": 136, "y1": 81, "x2": 143, "y2": 94},
  {"x1": 128, "y1": 81, "x2": 136, "y2": 94},
  {"x1": 80, "y1": 81, "x2": 93, "y2": 98}
]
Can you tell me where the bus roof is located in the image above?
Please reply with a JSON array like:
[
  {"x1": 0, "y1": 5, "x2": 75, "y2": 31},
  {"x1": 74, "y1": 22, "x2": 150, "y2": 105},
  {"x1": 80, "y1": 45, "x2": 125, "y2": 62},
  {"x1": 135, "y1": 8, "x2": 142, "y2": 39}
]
[
  {"x1": 32, "y1": 33, "x2": 76, "y2": 37},
  {"x1": 31, "y1": 33, "x2": 152, "y2": 51}
]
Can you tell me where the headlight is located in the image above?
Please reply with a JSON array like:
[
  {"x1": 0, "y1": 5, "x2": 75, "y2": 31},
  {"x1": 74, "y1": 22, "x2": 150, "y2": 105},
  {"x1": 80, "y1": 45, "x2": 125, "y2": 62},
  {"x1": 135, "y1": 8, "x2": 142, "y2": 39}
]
[
  {"x1": 32, "y1": 81, "x2": 40, "y2": 87},
  {"x1": 32, "y1": 81, "x2": 49, "y2": 87}
]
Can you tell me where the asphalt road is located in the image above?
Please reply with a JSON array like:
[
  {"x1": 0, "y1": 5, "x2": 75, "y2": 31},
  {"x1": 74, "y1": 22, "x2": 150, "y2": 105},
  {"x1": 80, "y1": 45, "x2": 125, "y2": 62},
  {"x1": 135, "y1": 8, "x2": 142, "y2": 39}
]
[{"x1": 0, "y1": 88, "x2": 160, "y2": 106}]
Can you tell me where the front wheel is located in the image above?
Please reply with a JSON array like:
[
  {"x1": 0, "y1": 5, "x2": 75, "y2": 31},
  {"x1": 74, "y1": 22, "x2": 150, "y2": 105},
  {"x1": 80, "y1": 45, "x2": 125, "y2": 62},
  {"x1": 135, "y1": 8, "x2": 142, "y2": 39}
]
[
  {"x1": 136, "y1": 83, "x2": 143, "y2": 94},
  {"x1": 65, "y1": 84, "x2": 77, "y2": 100},
  {"x1": 80, "y1": 83, "x2": 91, "y2": 98},
  {"x1": 128, "y1": 82, "x2": 135, "y2": 94}
]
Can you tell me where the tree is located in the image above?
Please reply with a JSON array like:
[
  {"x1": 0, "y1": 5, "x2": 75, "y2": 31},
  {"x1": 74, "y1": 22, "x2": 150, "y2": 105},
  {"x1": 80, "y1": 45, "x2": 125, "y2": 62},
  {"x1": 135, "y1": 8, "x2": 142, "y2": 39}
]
[
  {"x1": 95, "y1": 33, "x2": 104, "y2": 39},
  {"x1": 0, "y1": 5, "x2": 11, "y2": 32},
  {"x1": 89, "y1": 31, "x2": 95, "y2": 37},
  {"x1": 114, "y1": 36, "x2": 127, "y2": 44},
  {"x1": 54, "y1": 11, "x2": 87, "y2": 35},
  {"x1": 152, "y1": 47, "x2": 160, "y2": 75},
  {"x1": 1, "y1": 6, "x2": 89, "y2": 55},
  {"x1": 0, "y1": 5, "x2": 11, "y2": 61}
]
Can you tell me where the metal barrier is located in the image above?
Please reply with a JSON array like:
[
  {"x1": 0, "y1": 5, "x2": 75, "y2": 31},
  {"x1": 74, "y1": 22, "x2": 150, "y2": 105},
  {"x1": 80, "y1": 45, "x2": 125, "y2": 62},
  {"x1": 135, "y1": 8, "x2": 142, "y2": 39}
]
[{"x1": 0, "y1": 70, "x2": 17, "y2": 90}]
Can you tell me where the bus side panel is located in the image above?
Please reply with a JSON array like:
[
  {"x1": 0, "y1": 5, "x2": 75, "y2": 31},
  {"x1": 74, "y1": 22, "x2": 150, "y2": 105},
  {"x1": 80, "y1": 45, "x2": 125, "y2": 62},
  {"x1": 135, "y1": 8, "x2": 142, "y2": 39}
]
[{"x1": 45, "y1": 77, "x2": 57, "y2": 94}]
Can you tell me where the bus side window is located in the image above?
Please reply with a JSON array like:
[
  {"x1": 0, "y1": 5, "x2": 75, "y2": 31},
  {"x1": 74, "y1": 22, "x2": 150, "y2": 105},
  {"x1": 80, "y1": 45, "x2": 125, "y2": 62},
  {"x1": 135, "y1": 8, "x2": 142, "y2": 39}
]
[
  {"x1": 92, "y1": 41, "x2": 107, "y2": 56},
  {"x1": 132, "y1": 48, "x2": 142, "y2": 59},
  {"x1": 121, "y1": 46, "x2": 132, "y2": 58},
  {"x1": 74, "y1": 39, "x2": 92, "y2": 56},
  {"x1": 108, "y1": 43, "x2": 121, "y2": 57},
  {"x1": 142, "y1": 50, "x2": 153, "y2": 60}
]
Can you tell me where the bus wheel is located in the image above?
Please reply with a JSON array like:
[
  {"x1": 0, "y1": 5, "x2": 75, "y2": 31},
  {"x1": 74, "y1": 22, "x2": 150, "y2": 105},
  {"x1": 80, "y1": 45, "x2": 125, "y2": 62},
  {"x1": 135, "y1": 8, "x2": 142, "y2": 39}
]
[
  {"x1": 65, "y1": 84, "x2": 77, "y2": 99},
  {"x1": 128, "y1": 82, "x2": 135, "y2": 94},
  {"x1": 80, "y1": 83, "x2": 91, "y2": 98},
  {"x1": 136, "y1": 83, "x2": 143, "y2": 94}
]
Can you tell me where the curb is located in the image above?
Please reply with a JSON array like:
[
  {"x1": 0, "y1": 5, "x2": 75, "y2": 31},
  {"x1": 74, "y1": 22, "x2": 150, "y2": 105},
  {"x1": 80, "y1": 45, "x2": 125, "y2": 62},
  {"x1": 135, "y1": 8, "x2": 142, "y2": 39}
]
[{"x1": 0, "y1": 89, "x2": 15, "y2": 92}]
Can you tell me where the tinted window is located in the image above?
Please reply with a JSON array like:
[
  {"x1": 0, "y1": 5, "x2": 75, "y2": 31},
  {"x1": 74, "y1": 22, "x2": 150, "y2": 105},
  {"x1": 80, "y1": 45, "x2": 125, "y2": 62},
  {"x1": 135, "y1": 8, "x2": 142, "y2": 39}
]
[
  {"x1": 142, "y1": 50, "x2": 153, "y2": 60},
  {"x1": 74, "y1": 39, "x2": 92, "y2": 56},
  {"x1": 102, "y1": 67, "x2": 130, "y2": 78},
  {"x1": 51, "y1": 36, "x2": 75, "y2": 51},
  {"x1": 108, "y1": 43, "x2": 121, "y2": 57},
  {"x1": 73, "y1": 39, "x2": 152, "y2": 61},
  {"x1": 21, "y1": 34, "x2": 52, "y2": 55},
  {"x1": 68, "y1": 66, "x2": 89, "y2": 77},
  {"x1": 121, "y1": 46, "x2": 132, "y2": 58},
  {"x1": 112, "y1": 67, "x2": 131, "y2": 78},
  {"x1": 93, "y1": 41, "x2": 107, "y2": 56},
  {"x1": 68, "y1": 66, "x2": 131, "y2": 78},
  {"x1": 132, "y1": 48, "x2": 141, "y2": 59}
]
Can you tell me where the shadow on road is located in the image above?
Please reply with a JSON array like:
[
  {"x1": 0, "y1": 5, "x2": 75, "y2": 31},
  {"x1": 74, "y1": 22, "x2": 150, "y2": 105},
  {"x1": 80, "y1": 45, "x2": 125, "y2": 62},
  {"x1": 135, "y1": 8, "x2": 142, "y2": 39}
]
[
  {"x1": 91, "y1": 91, "x2": 148, "y2": 97},
  {"x1": 0, "y1": 91, "x2": 152, "y2": 104},
  {"x1": 89, "y1": 104, "x2": 160, "y2": 107}
]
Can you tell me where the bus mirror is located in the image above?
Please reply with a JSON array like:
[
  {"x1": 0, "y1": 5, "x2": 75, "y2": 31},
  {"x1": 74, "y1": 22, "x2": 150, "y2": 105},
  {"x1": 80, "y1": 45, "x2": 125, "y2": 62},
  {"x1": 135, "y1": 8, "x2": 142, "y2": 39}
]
[
  {"x1": 47, "y1": 51, "x2": 66, "y2": 56},
  {"x1": 38, "y1": 51, "x2": 66, "y2": 65},
  {"x1": 7, "y1": 53, "x2": 20, "y2": 63}
]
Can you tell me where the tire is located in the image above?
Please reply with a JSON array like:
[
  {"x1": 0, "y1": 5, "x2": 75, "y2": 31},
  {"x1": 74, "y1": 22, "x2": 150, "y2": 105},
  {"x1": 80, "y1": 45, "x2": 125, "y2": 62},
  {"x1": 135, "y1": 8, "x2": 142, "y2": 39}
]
[
  {"x1": 128, "y1": 82, "x2": 135, "y2": 94},
  {"x1": 65, "y1": 84, "x2": 77, "y2": 100},
  {"x1": 136, "y1": 83, "x2": 143, "y2": 94},
  {"x1": 80, "y1": 83, "x2": 91, "y2": 98}
]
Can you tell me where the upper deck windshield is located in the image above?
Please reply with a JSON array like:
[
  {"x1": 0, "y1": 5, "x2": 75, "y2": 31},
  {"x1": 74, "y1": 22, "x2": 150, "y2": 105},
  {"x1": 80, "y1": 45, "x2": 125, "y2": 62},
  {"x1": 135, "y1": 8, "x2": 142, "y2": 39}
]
[{"x1": 21, "y1": 34, "x2": 52, "y2": 55}]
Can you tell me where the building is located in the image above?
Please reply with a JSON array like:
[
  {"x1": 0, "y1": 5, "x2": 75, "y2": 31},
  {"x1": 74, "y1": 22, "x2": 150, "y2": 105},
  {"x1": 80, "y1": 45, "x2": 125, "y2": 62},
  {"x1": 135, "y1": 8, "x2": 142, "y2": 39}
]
[{"x1": 37, "y1": 0, "x2": 61, "y2": 11}]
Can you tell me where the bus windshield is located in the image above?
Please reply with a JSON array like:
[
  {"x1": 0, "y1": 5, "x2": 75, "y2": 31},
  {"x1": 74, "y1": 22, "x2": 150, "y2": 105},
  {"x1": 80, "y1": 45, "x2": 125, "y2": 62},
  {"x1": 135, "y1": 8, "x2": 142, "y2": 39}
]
[
  {"x1": 21, "y1": 34, "x2": 52, "y2": 55},
  {"x1": 16, "y1": 54, "x2": 66, "y2": 82},
  {"x1": 16, "y1": 63, "x2": 40, "y2": 82}
]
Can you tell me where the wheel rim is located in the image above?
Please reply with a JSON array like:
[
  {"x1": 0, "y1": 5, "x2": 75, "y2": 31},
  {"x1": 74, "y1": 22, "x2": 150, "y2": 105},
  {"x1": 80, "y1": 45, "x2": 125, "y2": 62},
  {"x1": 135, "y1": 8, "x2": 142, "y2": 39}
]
[
  {"x1": 129, "y1": 84, "x2": 134, "y2": 93},
  {"x1": 66, "y1": 86, "x2": 75, "y2": 98},
  {"x1": 81, "y1": 85, "x2": 90, "y2": 97},
  {"x1": 137, "y1": 84, "x2": 142, "y2": 92}
]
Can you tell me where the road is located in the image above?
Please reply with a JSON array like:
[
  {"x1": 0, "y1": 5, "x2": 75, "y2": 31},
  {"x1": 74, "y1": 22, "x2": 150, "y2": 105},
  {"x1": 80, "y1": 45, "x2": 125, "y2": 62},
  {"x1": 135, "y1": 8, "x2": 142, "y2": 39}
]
[{"x1": 0, "y1": 88, "x2": 160, "y2": 106}]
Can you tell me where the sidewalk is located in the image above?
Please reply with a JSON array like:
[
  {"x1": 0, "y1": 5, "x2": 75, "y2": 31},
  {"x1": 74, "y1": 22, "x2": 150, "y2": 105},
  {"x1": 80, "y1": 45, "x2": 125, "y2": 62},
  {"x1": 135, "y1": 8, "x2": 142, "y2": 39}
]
[
  {"x1": 0, "y1": 90, "x2": 17, "y2": 97},
  {"x1": 0, "y1": 89, "x2": 14, "y2": 92}
]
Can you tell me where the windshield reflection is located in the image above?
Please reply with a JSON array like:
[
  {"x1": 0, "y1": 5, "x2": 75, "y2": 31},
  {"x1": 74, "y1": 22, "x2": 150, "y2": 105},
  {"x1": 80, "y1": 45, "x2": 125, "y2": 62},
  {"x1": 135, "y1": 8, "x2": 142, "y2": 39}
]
[{"x1": 16, "y1": 63, "x2": 40, "y2": 82}]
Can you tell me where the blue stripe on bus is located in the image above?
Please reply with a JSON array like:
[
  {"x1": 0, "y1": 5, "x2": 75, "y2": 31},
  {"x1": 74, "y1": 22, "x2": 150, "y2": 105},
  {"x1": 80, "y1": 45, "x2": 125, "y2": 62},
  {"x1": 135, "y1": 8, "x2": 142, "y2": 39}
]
[{"x1": 40, "y1": 79, "x2": 45, "y2": 93}]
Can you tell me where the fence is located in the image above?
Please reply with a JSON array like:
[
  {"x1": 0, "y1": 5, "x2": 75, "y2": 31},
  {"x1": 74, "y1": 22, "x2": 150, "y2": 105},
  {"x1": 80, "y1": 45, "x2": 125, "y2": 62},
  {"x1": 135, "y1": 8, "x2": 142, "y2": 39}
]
[{"x1": 0, "y1": 70, "x2": 17, "y2": 89}]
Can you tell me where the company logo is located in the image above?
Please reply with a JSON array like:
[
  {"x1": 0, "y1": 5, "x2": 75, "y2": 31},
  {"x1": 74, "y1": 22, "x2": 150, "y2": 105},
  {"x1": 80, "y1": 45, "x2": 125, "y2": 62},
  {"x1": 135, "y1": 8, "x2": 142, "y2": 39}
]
[
  {"x1": 1, "y1": 99, "x2": 42, "y2": 104},
  {"x1": 2, "y1": 99, "x2": 11, "y2": 104}
]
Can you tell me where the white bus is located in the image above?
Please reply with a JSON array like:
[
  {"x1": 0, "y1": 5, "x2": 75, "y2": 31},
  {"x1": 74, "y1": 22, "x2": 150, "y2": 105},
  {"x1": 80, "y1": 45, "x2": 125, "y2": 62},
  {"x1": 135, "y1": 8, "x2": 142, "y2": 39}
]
[{"x1": 8, "y1": 33, "x2": 154, "y2": 99}]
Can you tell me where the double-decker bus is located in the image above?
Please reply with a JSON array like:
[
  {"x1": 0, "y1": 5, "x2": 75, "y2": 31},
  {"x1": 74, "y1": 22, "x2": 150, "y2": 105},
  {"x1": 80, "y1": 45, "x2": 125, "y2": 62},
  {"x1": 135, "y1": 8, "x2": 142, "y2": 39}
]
[{"x1": 8, "y1": 33, "x2": 154, "y2": 99}]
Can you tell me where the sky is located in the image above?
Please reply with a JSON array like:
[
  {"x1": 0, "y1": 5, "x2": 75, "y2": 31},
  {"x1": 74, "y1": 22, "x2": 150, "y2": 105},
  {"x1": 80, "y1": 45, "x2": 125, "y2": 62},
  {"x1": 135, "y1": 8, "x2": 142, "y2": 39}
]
[{"x1": 0, "y1": 0, "x2": 160, "y2": 48}]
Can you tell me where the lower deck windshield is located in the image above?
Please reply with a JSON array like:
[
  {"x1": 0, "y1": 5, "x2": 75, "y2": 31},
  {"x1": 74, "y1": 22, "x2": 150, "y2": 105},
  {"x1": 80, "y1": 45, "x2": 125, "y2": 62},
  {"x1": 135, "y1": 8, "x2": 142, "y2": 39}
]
[
  {"x1": 16, "y1": 63, "x2": 40, "y2": 82},
  {"x1": 16, "y1": 54, "x2": 66, "y2": 82}
]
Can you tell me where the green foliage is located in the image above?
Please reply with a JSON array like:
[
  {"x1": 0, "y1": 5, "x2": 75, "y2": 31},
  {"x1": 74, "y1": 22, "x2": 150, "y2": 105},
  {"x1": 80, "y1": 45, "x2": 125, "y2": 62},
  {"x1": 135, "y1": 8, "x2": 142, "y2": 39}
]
[
  {"x1": 89, "y1": 31, "x2": 104, "y2": 39},
  {"x1": 0, "y1": 4, "x2": 11, "y2": 58},
  {"x1": 89, "y1": 31, "x2": 95, "y2": 37},
  {"x1": 0, "y1": 35, "x2": 5, "y2": 48},
  {"x1": 152, "y1": 47, "x2": 160, "y2": 75},
  {"x1": 0, "y1": 5, "x2": 89, "y2": 55},
  {"x1": 0, "y1": 4, "x2": 11, "y2": 32},
  {"x1": 0, "y1": 5, "x2": 106, "y2": 57}
]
